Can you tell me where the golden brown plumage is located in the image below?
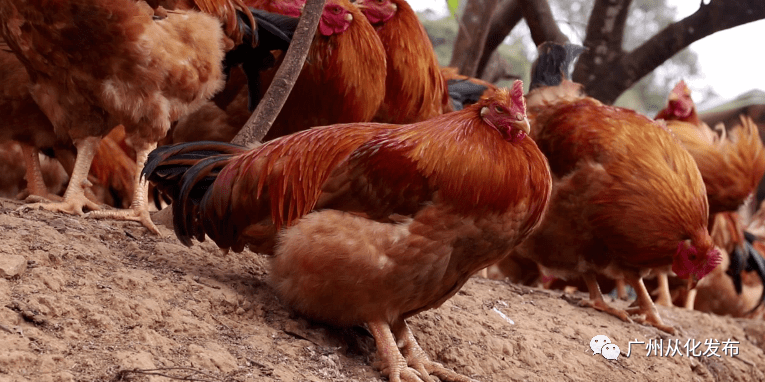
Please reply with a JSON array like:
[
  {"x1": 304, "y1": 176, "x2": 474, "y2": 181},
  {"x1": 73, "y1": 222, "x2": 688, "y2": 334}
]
[
  {"x1": 145, "y1": 82, "x2": 551, "y2": 381},
  {"x1": 1, "y1": 0, "x2": 227, "y2": 233},
  {"x1": 253, "y1": 0, "x2": 387, "y2": 140},
  {"x1": 510, "y1": 43, "x2": 721, "y2": 334},
  {"x1": 356, "y1": 0, "x2": 452, "y2": 123},
  {"x1": 652, "y1": 82, "x2": 765, "y2": 308}
]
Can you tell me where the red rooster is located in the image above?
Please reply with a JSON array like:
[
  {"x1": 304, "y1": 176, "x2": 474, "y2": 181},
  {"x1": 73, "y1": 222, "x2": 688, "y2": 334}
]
[
  {"x1": 510, "y1": 42, "x2": 721, "y2": 334},
  {"x1": 248, "y1": 0, "x2": 388, "y2": 140},
  {"x1": 144, "y1": 82, "x2": 551, "y2": 382},
  {"x1": 355, "y1": 0, "x2": 451, "y2": 123}
]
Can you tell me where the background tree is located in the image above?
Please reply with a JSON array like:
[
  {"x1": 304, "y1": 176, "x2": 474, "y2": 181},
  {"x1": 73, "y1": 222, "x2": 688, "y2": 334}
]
[{"x1": 423, "y1": 0, "x2": 765, "y2": 113}]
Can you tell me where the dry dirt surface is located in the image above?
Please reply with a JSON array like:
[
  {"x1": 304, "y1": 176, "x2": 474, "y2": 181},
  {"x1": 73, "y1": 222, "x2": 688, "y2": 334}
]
[{"x1": 1, "y1": 197, "x2": 765, "y2": 382}]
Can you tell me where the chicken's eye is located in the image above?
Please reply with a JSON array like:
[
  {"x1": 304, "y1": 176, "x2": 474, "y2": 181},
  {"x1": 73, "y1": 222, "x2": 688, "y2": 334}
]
[
  {"x1": 689, "y1": 254, "x2": 697, "y2": 261},
  {"x1": 332, "y1": 6, "x2": 342, "y2": 14},
  {"x1": 493, "y1": 105, "x2": 504, "y2": 114},
  {"x1": 376, "y1": 0, "x2": 385, "y2": 3}
]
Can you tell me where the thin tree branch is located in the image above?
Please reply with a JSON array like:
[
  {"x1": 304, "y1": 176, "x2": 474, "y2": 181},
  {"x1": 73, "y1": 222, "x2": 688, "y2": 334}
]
[
  {"x1": 519, "y1": 0, "x2": 567, "y2": 47},
  {"x1": 449, "y1": 0, "x2": 501, "y2": 77},
  {"x1": 475, "y1": 0, "x2": 522, "y2": 78},
  {"x1": 576, "y1": 0, "x2": 765, "y2": 104},
  {"x1": 232, "y1": 0, "x2": 327, "y2": 146}
]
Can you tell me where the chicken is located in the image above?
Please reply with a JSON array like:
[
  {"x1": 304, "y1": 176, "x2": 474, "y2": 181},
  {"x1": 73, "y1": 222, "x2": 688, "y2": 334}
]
[
  {"x1": 88, "y1": 126, "x2": 139, "y2": 209},
  {"x1": 1, "y1": 0, "x2": 295, "y2": 234},
  {"x1": 655, "y1": 80, "x2": 702, "y2": 125},
  {"x1": 510, "y1": 42, "x2": 721, "y2": 334},
  {"x1": 690, "y1": 212, "x2": 765, "y2": 316},
  {"x1": 354, "y1": 0, "x2": 451, "y2": 123},
  {"x1": 0, "y1": 41, "x2": 77, "y2": 201},
  {"x1": 248, "y1": 0, "x2": 387, "y2": 141},
  {"x1": 0, "y1": 141, "x2": 67, "y2": 200},
  {"x1": 144, "y1": 82, "x2": 551, "y2": 382},
  {"x1": 651, "y1": 81, "x2": 765, "y2": 307}
]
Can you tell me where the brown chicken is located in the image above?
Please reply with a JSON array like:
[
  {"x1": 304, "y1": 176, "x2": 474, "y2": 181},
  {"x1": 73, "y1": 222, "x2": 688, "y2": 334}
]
[
  {"x1": 145, "y1": 82, "x2": 551, "y2": 382},
  {"x1": 510, "y1": 42, "x2": 721, "y2": 334},
  {"x1": 354, "y1": 0, "x2": 451, "y2": 123},
  {"x1": 651, "y1": 81, "x2": 765, "y2": 307},
  {"x1": 0, "y1": 0, "x2": 296, "y2": 234},
  {"x1": 690, "y1": 212, "x2": 765, "y2": 316},
  {"x1": 0, "y1": 42, "x2": 77, "y2": 201},
  {"x1": 247, "y1": 0, "x2": 387, "y2": 141}
]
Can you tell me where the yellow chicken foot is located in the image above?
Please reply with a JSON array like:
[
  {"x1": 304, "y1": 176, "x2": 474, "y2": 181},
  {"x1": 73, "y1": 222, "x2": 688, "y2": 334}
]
[
  {"x1": 624, "y1": 275, "x2": 676, "y2": 334},
  {"x1": 86, "y1": 142, "x2": 160, "y2": 234},
  {"x1": 368, "y1": 321, "x2": 426, "y2": 382},
  {"x1": 684, "y1": 278, "x2": 697, "y2": 310},
  {"x1": 654, "y1": 271, "x2": 674, "y2": 307},
  {"x1": 392, "y1": 320, "x2": 476, "y2": 382},
  {"x1": 17, "y1": 143, "x2": 63, "y2": 202},
  {"x1": 17, "y1": 137, "x2": 101, "y2": 215},
  {"x1": 579, "y1": 273, "x2": 633, "y2": 323}
]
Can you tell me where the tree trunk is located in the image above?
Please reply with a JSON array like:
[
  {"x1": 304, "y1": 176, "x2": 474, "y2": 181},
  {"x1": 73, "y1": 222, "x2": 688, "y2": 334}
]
[
  {"x1": 449, "y1": 0, "x2": 500, "y2": 77},
  {"x1": 519, "y1": 0, "x2": 568, "y2": 46},
  {"x1": 475, "y1": 0, "x2": 522, "y2": 78}
]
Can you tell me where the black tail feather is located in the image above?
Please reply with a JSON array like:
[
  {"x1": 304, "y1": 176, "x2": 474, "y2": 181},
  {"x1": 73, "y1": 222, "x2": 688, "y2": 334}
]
[
  {"x1": 529, "y1": 42, "x2": 585, "y2": 91},
  {"x1": 174, "y1": 155, "x2": 235, "y2": 246},
  {"x1": 729, "y1": 231, "x2": 765, "y2": 313},
  {"x1": 143, "y1": 142, "x2": 245, "y2": 198},
  {"x1": 225, "y1": 9, "x2": 299, "y2": 111}
]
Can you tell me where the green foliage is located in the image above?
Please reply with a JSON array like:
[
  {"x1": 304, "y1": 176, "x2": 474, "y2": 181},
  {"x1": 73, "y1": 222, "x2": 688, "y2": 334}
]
[{"x1": 446, "y1": 0, "x2": 460, "y2": 18}]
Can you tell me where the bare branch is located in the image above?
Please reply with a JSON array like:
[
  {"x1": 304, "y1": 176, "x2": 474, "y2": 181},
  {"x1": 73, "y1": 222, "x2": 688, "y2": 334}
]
[
  {"x1": 575, "y1": 0, "x2": 765, "y2": 104},
  {"x1": 475, "y1": 0, "x2": 522, "y2": 78},
  {"x1": 231, "y1": 0, "x2": 327, "y2": 146},
  {"x1": 449, "y1": 0, "x2": 501, "y2": 77},
  {"x1": 519, "y1": 0, "x2": 567, "y2": 47}
]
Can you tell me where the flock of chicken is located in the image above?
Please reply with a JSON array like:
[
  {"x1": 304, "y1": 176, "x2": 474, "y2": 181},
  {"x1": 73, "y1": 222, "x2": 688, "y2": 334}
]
[{"x1": 1, "y1": 0, "x2": 765, "y2": 381}]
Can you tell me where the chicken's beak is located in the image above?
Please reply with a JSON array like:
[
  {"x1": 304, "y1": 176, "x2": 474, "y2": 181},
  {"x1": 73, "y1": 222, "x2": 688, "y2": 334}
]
[
  {"x1": 513, "y1": 117, "x2": 531, "y2": 136},
  {"x1": 344, "y1": 13, "x2": 353, "y2": 21},
  {"x1": 355, "y1": 0, "x2": 366, "y2": 9},
  {"x1": 668, "y1": 92, "x2": 679, "y2": 102}
]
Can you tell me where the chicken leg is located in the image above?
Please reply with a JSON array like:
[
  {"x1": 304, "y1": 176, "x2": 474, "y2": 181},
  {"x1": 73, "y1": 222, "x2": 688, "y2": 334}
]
[
  {"x1": 368, "y1": 320, "x2": 475, "y2": 382},
  {"x1": 579, "y1": 273, "x2": 632, "y2": 323},
  {"x1": 624, "y1": 275, "x2": 676, "y2": 334},
  {"x1": 18, "y1": 137, "x2": 101, "y2": 214},
  {"x1": 392, "y1": 320, "x2": 475, "y2": 382},
  {"x1": 614, "y1": 279, "x2": 628, "y2": 300},
  {"x1": 654, "y1": 271, "x2": 674, "y2": 307},
  {"x1": 86, "y1": 141, "x2": 160, "y2": 234},
  {"x1": 18, "y1": 143, "x2": 63, "y2": 202}
]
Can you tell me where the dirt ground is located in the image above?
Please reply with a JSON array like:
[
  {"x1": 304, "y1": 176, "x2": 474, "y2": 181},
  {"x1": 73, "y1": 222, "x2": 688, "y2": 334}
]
[{"x1": 1, "y1": 197, "x2": 765, "y2": 382}]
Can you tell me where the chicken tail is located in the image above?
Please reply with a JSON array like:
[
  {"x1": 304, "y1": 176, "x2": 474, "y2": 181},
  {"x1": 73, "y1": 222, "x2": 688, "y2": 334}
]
[
  {"x1": 742, "y1": 232, "x2": 765, "y2": 312},
  {"x1": 224, "y1": 8, "x2": 299, "y2": 111},
  {"x1": 529, "y1": 42, "x2": 585, "y2": 90},
  {"x1": 142, "y1": 141, "x2": 247, "y2": 205}
]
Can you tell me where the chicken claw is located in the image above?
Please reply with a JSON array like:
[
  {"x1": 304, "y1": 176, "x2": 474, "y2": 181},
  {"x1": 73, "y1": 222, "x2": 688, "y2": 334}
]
[
  {"x1": 393, "y1": 320, "x2": 476, "y2": 382},
  {"x1": 86, "y1": 143, "x2": 160, "y2": 235},
  {"x1": 17, "y1": 137, "x2": 101, "y2": 215},
  {"x1": 579, "y1": 274, "x2": 633, "y2": 323},
  {"x1": 18, "y1": 195, "x2": 100, "y2": 216},
  {"x1": 86, "y1": 177, "x2": 160, "y2": 235},
  {"x1": 624, "y1": 276, "x2": 676, "y2": 334},
  {"x1": 369, "y1": 321, "x2": 425, "y2": 382}
]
